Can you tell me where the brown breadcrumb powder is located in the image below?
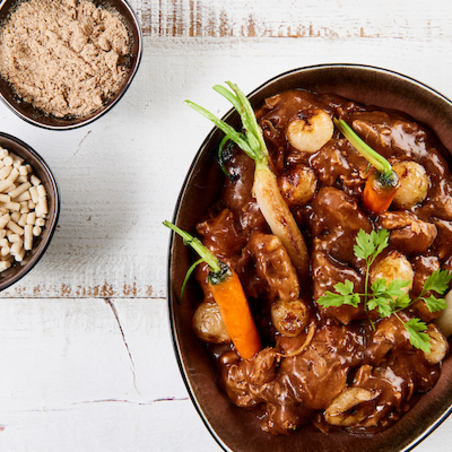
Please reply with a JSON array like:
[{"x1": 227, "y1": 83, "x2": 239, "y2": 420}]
[{"x1": 0, "y1": 0, "x2": 131, "y2": 118}]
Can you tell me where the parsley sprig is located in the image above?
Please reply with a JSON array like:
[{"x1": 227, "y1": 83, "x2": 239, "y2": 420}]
[{"x1": 317, "y1": 229, "x2": 452, "y2": 353}]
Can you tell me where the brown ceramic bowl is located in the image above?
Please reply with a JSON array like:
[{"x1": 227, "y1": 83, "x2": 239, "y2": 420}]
[
  {"x1": 168, "y1": 64, "x2": 452, "y2": 452},
  {"x1": 0, "y1": 132, "x2": 59, "y2": 291},
  {"x1": 0, "y1": 0, "x2": 142, "y2": 130}
]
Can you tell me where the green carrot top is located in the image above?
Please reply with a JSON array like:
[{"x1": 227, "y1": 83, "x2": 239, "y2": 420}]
[
  {"x1": 334, "y1": 118, "x2": 393, "y2": 178},
  {"x1": 185, "y1": 82, "x2": 269, "y2": 169}
]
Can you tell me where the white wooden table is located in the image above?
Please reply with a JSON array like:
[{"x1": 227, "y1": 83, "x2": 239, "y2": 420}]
[{"x1": 0, "y1": 0, "x2": 452, "y2": 450}]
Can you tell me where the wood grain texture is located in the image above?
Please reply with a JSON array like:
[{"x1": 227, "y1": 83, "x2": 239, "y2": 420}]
[
  {"x1": 0, "y1": 296, "x2": 448, "y2": 452},
  {"x1": 0, "y1": 297, "x2": 218, "y2": 452},
  {"x1": 1, "y1": 0, "x2": 452, "y2": 450},
  {"x1": 133, "y1": 0, "x2": 452, "y2": 38},
  {"x1": 2, "y1": 35, "x2": 452, "y2": 298}
]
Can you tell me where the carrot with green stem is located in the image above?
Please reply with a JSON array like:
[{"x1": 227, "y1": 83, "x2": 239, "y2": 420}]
[
  {"x1": 334, "y1": 118, "x2": 400, "y2": 213},
  {"x1": 185, "y1": 82, "x2": 310, "y2": 284},
  {"x1": 164, "y1": 220, "x2": 261, "y2": 360}
]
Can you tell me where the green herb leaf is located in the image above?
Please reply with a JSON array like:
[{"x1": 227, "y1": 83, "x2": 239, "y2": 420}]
[
  {"x1": 368, "y1": 296, "x2": 393, "y2": 318},
  {"x1": 369, "y1": 278, "x2": 410, "y2": 317},
  {"x1": 317, "y1": 290, "x2": 347, "y2": 307},
  {"x1": 404, "y1": 318, "x2": 431, "y2": 353},
  {"x1": 315, "y1": 228, "x2": 451, "y2": 353},
  {"x1": 383, "y1": 279, "x2": 411, "y2": 298},
  {"x1": 370, "y1": 278, "x2": 388, "y2": 295},
  {"x1": 317, "y1": 284, "x2": 360, "y2": 308},
  {"x1": 335, "y1": 280, "x2": 355, "y2": 296},
  {"x1": 354, "y1": 229, "x2": 389, "y2": 263},
  {"x1": 422, "y1": 294, "x2": 448, "y2": 313},
  {"x1": 393, "y1": 294, "x2": 411, "y2": 310},
  {"x1": 422, "y1": 269, "x2": 452, "y2": 296}
]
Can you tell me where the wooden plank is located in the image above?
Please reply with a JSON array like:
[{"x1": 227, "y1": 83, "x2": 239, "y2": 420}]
[
  {"x1": 0, "y1": 298, "x2": 187, "y2": 405},
  {"x1": 132, "y1": 0, "x2": 452, "y2": 38},
  {"x1": 0, "y1": 399, "x2": 220, "y2": 452},
  {"x1": 1, "y1": 36, "x2": 452, "y2": 298},
  {"x1": 0, "y1": 0, "x2": 451, "y2": 450},
  {"x1": 0, "y1": 296, "x2": 449, "y2": 451},
  {"x1": 0, "y1": 298, "x2": 219, "y2": 451}
]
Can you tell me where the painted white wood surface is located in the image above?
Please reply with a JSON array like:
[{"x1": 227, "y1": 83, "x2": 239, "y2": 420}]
[{"x1": 0, "y1": 0, "x2": 452, "y2": 450}]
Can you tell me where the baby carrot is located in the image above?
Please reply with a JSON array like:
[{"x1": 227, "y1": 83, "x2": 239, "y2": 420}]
[
  {"x1": 164, "y1": 220, "x2": 261, "y2": 360},
  {"x1": 363, "y1": 170, "x2": 400, "y2": 213},
  {"x1": 208, "y1": 267, "x2": 262, "y2": 360},
  {"x1": 334, "y1": 118, "x2": 400, "y2": 213}
]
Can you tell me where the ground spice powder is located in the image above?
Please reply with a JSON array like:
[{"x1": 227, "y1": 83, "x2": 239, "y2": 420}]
[{"x1": 0, "y1": 0, "x2": 131, "y2": 118}]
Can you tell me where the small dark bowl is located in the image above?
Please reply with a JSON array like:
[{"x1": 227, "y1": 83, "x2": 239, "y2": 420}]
[
  {"x1": 0, "y1": 0, "x2": 142, "y2": 130},
  {"x1": 0, "y1": 132, "x2": 59, "y2": 291},
  {"x1": 168, "y1": 64, "x2": 452, "y2": 452}
]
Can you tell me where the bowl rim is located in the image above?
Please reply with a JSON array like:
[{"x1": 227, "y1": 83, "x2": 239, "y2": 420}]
[
  {"x1": 0, "y1": 131, "x2": 60, "y2": 291},
  {"x1": 167, "y1": 63, "x2": 452, "y2": 452},
  {"x1": 0, "y1": 0, "x2": 143, "y2": 131}
]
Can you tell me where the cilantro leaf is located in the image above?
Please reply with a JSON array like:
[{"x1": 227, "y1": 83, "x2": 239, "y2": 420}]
[
  {"x1": 354, "y1": 229, "x2": 375, "y2": 260},
  {"x1": 384, "y1": 279, "x2": 411, "y2": 298},
  {"x1": 368, "y1": 296, "x2": 393, "y2": 317},
  {"x1": 316, "y1": 228, "x2": 451, "y2": 353},
  {"x1": 369, "y1": 279, "x2": 410, "y2": 316},
  {"x1": 335, "y1": 280, "x2": 355, "y2": 296},
  {"x1": 404, "y1": 318, "x2": 431, "y2": 353},
  {"x1": 370, "y1": 278, "x2": 388, "y2": 295},
  {"x1": 317, "y1": 291, "x2": 347, "y2": 307},
  {"x1": 317, "y1": 282, "x2": 360, "y2": 308},
  {"x1": 422, "y1": 294, "x2": 448, "y2": 313},
  {"x1": 393, "y1": 294, "x2": 411, "y2": 310},
  {"x1": 422, "y1": 269, "x2": 452, "y2": 296},
  {"x1": 354, "y1": 229, "x2": 389, "y2": 262},
  {"x1": 373, "y1": 229, "x2": 390, "y2": 258}
]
